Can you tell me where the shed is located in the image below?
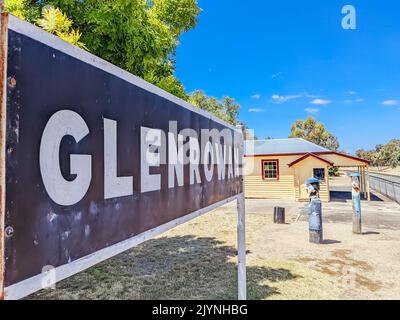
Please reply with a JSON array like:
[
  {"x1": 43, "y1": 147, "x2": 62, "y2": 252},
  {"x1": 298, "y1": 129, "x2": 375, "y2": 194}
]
[{"x1": 244, "y1": 138, "x2": 370, "y2": 202}]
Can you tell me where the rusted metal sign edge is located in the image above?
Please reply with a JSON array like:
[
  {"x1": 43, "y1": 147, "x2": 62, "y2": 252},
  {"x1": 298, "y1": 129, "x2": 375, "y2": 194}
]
[
  {"x1": 7, "y1": 14, "x2": 239, "y2": 132},
  {"x1": 0, "y1": 12, "x2": 8, "y2": 301},
  {"x1": 5, "y1": 193, "x2": 242, "y2": 300}
]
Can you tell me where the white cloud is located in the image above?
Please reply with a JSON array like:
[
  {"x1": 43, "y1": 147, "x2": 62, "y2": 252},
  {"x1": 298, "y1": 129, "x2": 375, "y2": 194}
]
[
  {"x1": 271, "y1": 72, "x2": 283, "y2": 79},
  {"x1": 382, "y1": 100, "x2": 399, "y2": 105},
  {"x1": 344, "y1": 98, "x2": 364, "y2": 104},
  {"x1": 349, "y1": 91, "x2": 357, "y2": 95},
  {"x1": 305, "y1": 108, "x2": 320, "y2": 114},
  {"x1": 251, "y1": 94, "x2": 261, "y2": 99},
  {"x1": 272, "y1": 93, "x2": 306, "y2": 103},
  {"x1": 272, "y1": 94, "x2": 300, "y2": 103},
  {"x1": 271, "y1": 92, "x2": 319, "y2": 104},
  {"x1": 248, "y1": 108, "x2": 264, "y2": 113},
  {"x1": 310, "y1": 98, "x2": 332, "y2": 105}
]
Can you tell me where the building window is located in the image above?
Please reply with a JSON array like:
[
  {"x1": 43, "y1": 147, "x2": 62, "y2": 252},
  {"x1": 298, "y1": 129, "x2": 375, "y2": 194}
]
[
  {"x1": 313, "y1": 168, "x2": 325, "y2": 181},
  {"x1": 262, "y1": 160, "x2": 279, "y2": 180}
]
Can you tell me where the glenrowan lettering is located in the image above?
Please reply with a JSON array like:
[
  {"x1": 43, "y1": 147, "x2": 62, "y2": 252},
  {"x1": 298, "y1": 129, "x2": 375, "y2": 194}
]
[{"x1": 39, "y1": 110, "x2": 241, "y2": 206}]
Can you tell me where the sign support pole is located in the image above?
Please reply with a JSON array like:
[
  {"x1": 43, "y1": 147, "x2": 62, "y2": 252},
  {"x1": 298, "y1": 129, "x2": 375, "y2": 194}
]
[{"x1": 237, "y1": 193, "x2": 246, "y2": 300}]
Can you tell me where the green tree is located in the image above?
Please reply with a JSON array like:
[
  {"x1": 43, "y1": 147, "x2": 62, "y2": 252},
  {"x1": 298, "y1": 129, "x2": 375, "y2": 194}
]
[
  {"x1": 189, "y1": 90, "x2": 240, "y2": 125},
  {"x1": 4, "y1": 0, "x2": 41, "y2": 21},
  {"x1": 239, "y1": 122, "x2": 258, "y2": 140},
  {"x1": 36, "y1": 7, "x2": 86, "y2": 48},
  {"x1": 5, "y1": 1, "x2": 245, "y2": 124},
  {"x1": 356, "y1": 140, "x2": 400, "y2": 168},
  {"x1": 375, "y1": 139, "x2": 400, "y2": 168},
  {"x1": 356, "y1": 149, "x2": 377, "y2": 165},
  {"x1": 289, "y1": 116, "x2": 340, "y2": 150},
  {"x1": 5, "y1": 1, "x2": 85, "y2": 48},
  {"x1": 40, "y1": 0, "x2": 200, "y2": 99}
]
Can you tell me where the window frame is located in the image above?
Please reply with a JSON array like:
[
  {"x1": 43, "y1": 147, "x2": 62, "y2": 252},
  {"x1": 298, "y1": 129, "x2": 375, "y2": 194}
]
[
  {"x1": 261, "y1": 159, "x2": 280, "y2": 181},
  {"x1": 313, "y1": 167, "x2": 326, "y2": 181}
]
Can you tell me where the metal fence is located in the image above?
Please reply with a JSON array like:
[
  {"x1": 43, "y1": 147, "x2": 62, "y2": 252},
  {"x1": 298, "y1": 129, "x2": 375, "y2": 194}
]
[{"x1": 369, "y1": 172, "x2": 400, "y2": 204}]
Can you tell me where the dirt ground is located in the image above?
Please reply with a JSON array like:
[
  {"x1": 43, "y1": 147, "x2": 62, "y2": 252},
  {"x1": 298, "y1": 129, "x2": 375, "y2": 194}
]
[{"x1": 28, "y1": 176, "x2": 400, "y2": 300}]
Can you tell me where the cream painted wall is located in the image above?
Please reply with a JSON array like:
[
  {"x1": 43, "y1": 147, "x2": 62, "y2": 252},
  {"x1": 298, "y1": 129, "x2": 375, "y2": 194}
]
[
  {"x1": 318, "y1": 153, "x2": 368, "y2": 167},
  {"x1": 245, "y1": 155, "x2": 333, "y2": 202},
  {"x1": 244, "y1": 155, "x2": 297, "y2": 199},
  {"x1": 291, "y1": 157, "x2": 329, "y2": 202}
]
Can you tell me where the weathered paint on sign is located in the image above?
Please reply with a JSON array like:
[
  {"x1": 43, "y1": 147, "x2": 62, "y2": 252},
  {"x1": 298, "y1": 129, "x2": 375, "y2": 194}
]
[{"x1": 0, "y1": 14, "x2": 244, "y2": 299}]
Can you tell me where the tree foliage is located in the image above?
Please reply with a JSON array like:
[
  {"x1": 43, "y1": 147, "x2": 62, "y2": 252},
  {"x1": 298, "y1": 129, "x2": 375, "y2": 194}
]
[
  {"x1": 289, "y1": 116, "x2": 340, "y2": 151},
  {"x1": 4, "y1": 1, "x2": 246, "y2": 125},
  {"x1": 36, "y1": 7, "x2": 86, "y2": 48},
  {"x1": 5, "y1": 1, "x2": 85, "y2": 48},
  {"x1": 40, "y1": 0, "x2": 200, "y2": 99},
  {"x1": 356, "y1": 139, "x2": 400, "y2": 168},
  {"x1": 5, "y1": 0, "x2": 200, "y2": 100},
  {"x1": 189, "y1": 90, "x2": 240, "y2": 125},
  {"x1": 4, "y1": 0, "x2": 41, "y2": 21}
]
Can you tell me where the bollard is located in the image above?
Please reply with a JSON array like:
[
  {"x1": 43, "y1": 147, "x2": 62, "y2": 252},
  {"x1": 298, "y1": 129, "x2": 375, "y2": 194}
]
[
  {"x1": 351, "y1": 173, "x2": 362, "y2": 234},
  {"x1": 306, "y1": 178, "x2": 323, "y2": 244},
  {"x1": 273, "y1": 207, "x2": 285, "y2": 224},
  {"x1": 309, "y1": 195, "x2": 323, "y2": 243}
]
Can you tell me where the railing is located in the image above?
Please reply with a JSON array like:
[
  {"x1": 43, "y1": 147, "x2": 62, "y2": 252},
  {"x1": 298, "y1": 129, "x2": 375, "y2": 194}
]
[{"x1": 369, "y1": 172, "x2": 400, "y2": 204}]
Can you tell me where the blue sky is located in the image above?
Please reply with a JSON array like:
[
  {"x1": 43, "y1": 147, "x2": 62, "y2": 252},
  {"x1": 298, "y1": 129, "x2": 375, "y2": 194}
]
[{"x1": 175, "y1": 0, "x2": 400, "y2": 154}]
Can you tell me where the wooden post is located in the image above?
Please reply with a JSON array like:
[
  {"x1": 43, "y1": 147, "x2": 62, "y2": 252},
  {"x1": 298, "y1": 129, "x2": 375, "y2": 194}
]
[
  {"x1": 326, "y1": 166, "x2": 331, "y2": 202},
  {"x1": 351, "y1": 175, "x2": 362, "y2": 234},
  {"x1": 363, "y1": 166, "x2": 368, "y2": 200},
  {"x1": 237, "y1": 193, "x2": 246, "y2": 300},
  {"x1": 366, "y1": 167, "x2": 371, "y2": 201},
  {"x1": 362, "y1": 167, "x2": 366, "y2": 198}
]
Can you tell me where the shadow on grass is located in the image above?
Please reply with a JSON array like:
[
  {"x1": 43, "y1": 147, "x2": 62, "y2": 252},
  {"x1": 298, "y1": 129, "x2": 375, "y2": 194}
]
[{"x1": 28, "y1": 235, "x2": 296, "y2": 300}]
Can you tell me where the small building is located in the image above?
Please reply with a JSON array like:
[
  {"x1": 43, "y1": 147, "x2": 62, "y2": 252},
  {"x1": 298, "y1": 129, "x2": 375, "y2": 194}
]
[{"x1": 244, "y1": 138, "x2": 370, "y2": 202}]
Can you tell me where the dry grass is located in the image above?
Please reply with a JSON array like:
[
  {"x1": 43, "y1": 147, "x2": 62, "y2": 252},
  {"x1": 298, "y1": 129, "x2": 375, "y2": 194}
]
[
  {"x1": 27, "y1": 206, "x2": 343, "y2": 300},
  {"x1": 27, "y1": 197, "x2": 400, "y2": 300}
]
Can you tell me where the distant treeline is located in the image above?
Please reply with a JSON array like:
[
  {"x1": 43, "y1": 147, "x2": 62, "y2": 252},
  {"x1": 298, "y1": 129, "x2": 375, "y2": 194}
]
[{"x1": 356, "y1": 139, "x2": 400, "y2": 168}]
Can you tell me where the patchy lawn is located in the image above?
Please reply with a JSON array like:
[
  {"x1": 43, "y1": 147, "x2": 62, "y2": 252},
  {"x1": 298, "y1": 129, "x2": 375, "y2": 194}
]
[{"x1": 27, "y1": 198, "x2": 400, "y2": 300}]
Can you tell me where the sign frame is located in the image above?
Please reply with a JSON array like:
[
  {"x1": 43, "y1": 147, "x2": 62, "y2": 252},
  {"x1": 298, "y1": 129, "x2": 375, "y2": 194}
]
[{"x1": 0, "y1": 13, "x2": 246, "y2": 300}]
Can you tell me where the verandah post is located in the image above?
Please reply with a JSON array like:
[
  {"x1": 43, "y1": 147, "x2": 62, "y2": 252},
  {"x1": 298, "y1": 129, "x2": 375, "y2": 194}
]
[{"x1": 237, "y1": 193, "x2": 246, "y2": 300}]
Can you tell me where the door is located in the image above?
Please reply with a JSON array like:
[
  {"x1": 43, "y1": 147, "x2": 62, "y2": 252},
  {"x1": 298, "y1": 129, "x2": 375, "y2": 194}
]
[{"x1": 297, "y1": 167, "x2": 312, "y2": 200}]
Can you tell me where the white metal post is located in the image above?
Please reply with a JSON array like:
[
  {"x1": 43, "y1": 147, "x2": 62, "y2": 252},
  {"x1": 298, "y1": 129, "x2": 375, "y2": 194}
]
[{"x1": 237, "y1": 192, "x2": 246, "y2": 300}]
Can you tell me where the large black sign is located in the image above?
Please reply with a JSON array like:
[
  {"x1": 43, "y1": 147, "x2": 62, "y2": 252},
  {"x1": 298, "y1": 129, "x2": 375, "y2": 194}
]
[{"x1": 0, "y1": 14, "x2": 243, "y2": 299}]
